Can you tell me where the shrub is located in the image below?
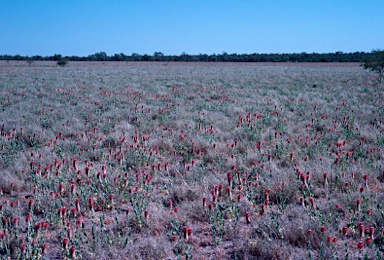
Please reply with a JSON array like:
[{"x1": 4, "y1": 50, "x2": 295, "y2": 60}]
[
  {"x1": 57, "y1": 59, "x2": 68, "y2": 66},
  {"x1": 362, "y1": 49, "x2": 384, "y2": 85}
]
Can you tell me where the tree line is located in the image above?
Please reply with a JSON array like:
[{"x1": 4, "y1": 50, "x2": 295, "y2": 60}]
[{"x1": 0, "y1": 51, "x2": 374, "y2": 62}]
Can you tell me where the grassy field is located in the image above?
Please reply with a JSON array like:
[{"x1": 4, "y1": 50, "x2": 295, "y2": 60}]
[{"x1": 0, "y1": 60, "x2": 383, "y2": 259}]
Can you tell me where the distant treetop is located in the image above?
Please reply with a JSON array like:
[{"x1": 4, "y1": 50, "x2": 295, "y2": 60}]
[{"x1": 0, "y1": 51, "x2": 376, "y2": 63}]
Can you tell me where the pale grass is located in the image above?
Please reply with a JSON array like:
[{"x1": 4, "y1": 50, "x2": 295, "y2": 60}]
[{"x1": 0, "y1": 61, "x2": 382, "y2": 259}]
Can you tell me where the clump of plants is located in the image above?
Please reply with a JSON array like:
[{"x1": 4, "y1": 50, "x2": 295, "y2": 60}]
[{"x1": 57, "y1": 59, "x2": 68, "y2": 66}]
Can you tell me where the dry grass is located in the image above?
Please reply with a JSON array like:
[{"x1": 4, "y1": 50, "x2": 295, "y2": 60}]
[{"x1": 0, "y1": 60, "x2": 383, "y2": 259}]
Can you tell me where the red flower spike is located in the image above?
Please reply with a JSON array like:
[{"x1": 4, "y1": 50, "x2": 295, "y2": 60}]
[
  {"x1": 309, "y1": 197, "x2": 315, "y2": 208},
  {"x1": 363, "y1": 174, "x2": 369, "y2": 188},
  {"x1": 342, "y1": 227, "x2": 348, "y2": 236},
  {"x1": 69, "y1": 245, "x2": 76, "y2": 258},
  {"x1": 109, "y1": 194, "x2": 114, "y2": 204},
  {"x1": 71, "y1": 183, "x2": 76, "y2": 195},
  {"x1": 260, "y1": 204, "x2": 266, "y2": 215},
  {"x1": 42, "y1": 243, "x2": 48, "y2": 254},
  {"x1": 227, "y1": 172, "x2": 232, "y2": 186},
  {"x1": 183, "y1": 227, "x2": 191, "y2": 240},
  {"x1": 369, "y1": 227, "x2": 375, "y2": 239},
  {"x1": 28, "y1": 198, "x2": 34, "y2": 211},
  {"x1": 25, "y1": 214, "x2": 32, "y2": 225},
  {"x1": 357, "y1": 241, "x2": 364, "y2": 249},
  {"x1": 356, "y1": 198, "x2": 362, "y2": 212},
  {"x1": 358, "y1": 223, "x2": 365, "y2": 238},
  {"x1": 226, "y1": 187, "x2": 231, "y2": 197},
  {"x1": 71, "y1": 208, "x2": 77, "y2": 218},
  {"x1": 67, "y1": 228, "x2": 72, "y2": 238},
  {"x1": 59, "y1": 183, "x2": 64, "y2": 195},
  {"x1": 62, "y1": 238, "x2": 69, "y2": 250},
  {"x1": 88, "y1": 197, "x2": 94, "y2": 211},
  {"x1": 76, "y1": 218, "x2": 83, "y2": 229},
  {"x1": 323, "y1": 173, "x2": 328, "y2": 186},
  {"x1": 245, "y1": 212, "x2": 251, "y2": 224},
  {"x1": 20, "y1": 244, "x2": 26, "y2": 254}
]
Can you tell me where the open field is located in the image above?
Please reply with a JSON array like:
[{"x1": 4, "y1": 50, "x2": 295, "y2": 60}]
[{"x1": 0, "y1": 61, "x2": 383, "y2": 259}]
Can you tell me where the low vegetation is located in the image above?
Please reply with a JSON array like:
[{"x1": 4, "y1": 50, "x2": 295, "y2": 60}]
[
  {"x1": 57, "y1": 59, "x2": 68, "y2": 67},
  {"x1": 0, "y1": 61, "x2": 383, "y2": 259}
]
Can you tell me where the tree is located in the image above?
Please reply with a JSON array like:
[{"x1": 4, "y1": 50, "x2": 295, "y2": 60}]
[
  {"x1": 32, "y1": 55, "x2": 43, "y2": 60},
  {"x1": 95, "y1": 52, "x2": 108, "y2": 61},
  {"x1": 154, "y1": 52, "x2": 164, "y2": 61},
  {"x1": 180, "y1": 52, "x2": 189, "y2": 62},
  {"x1": 52, "y1": 54, "x2": 62, "y2": 61},
  {"x1": 362, "y1": 50, "x2": 384, "y2": 85},
  {"x1": 112, "y1": 53, "x2": 126, "y2": 61},
  {"x1": 154, "y1": 52, "x2": 164, "y2": 57},
  {"x1": 131, "y1": 53, "x2": 141, "y2": 61},
  {"x1": 142, "y1": 54, "x2": 151, "y2": 61}
]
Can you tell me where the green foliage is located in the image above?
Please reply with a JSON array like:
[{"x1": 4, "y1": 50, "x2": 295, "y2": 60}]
[
  {"x1": 57, "y1": 59, "x2": 68, "y2": 67},
  {"x1": 362, "y1": 49, "x2": 384, "y2": 84},
  {"x1": 0, "y1": 51, "x2": 377, "y2": 62}
]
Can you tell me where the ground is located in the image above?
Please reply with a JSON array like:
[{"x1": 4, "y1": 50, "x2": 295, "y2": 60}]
[{"x1": 0, "y1": 61, "x2": 383, "y2": 259}]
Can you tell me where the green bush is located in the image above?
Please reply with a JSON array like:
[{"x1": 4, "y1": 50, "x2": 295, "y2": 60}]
[
  {"x1": 362, "y1": 49, "x2": 384, "y2": 85},
  {"x1": 57, "y1": 59, "x2": 68, "y2": 67}
]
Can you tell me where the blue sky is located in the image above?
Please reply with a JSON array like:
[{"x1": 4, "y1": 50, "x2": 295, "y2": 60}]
[{"x1": 1, "y1": 1, "x2": 383, "y2": 56}]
